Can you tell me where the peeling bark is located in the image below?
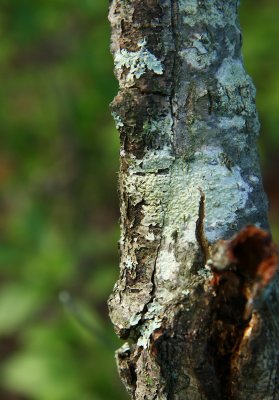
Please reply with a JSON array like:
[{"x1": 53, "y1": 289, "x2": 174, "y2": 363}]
[{"x1": 108, "y1": 1, "x2": 279, "y2": 399}]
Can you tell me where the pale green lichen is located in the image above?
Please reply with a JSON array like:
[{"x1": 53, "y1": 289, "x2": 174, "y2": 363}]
[
  {"x1": 179, "y1": 1, "x2": 237, "y2": 28},
  {"x1": 131, "y1": 148, "x2": 175, "y2": 174},
  {"x1": 216, "y1": 58, "x2": 251, "y2": 90},
  {"x1": 130, "y1": 312, "x2": 142, "y2": 326},
  {"x1": 187, "y1": 147, "x2": 252, "y2": 242},
  {"x1": 125, "y1": 255, "x2": 137, "y2": 270},
  {"x1": 178, "y1": 0, "x2": 197, "y2": 14},
  {"x1": 145, "y1": 231, "x2": 155, "y2": 241},
  {"x1": 249, "y1": 175, "x2": 259, "y2": 184},
  {"x1": 218, "y1": 116, "x2": 245, "y2": 131},
  {"x1": 136, "y1": 301, "x2": 165, "y2": 348},
  {"x1": 225, "y1": 36, "x2": 237, "y2": 55},
  {"x1": 143, "y1": 113, "x2": 173, "y2": 141},
  {"x1": 117, "y1": 144, "x2": 254, "y2": 331},
  {"x1": 179, "y1": 32, "x2": 217, "y2": 70},
  {"x1": 145, "y1": 301, "x2": 164, "y2": 317},
  {"x1": 180, "y1": 48, "x2": 217, "y2": 70},
  {"x1": 149, "y1": 146, "x2": 252, "y2": 288},
  {"x1": 216, "y1": 57, "x2": 257, "y2": 116},
  {"x1": 137, "y1": 318, "x2": 162, "y2": 349},
  {"x1": 114, "y1": 39, "x2": 163, "y2": 82},
  {"x1": 111, "y1": 111, "x2": 124, "y2": 129},
  {"x1": 197, "y1": 265, "x2": 213, "y2": 279},
  {"x1": 156, "y1": 247, "x2": 180, "y2": 282},
  {"x1": 117, "y1": 342, "x2": 130, "y2": 355}
]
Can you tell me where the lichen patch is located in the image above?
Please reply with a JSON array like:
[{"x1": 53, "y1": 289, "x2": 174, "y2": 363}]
[
  {"x1": 137, "y1": 318, "x2": 162, "y2": 349},
  {"x1": 179, "y1": 32, "x2": 217, "y2": 70},
  {"x1": 111, "y1": 111, "x2": 124, "y2": 129},
  {"x1": 179, "y1": 1, "x2": 237, "y2": 28},
  {"x1": 114, "y1": 39, "x2": 163, "y2": 82},
  {"x1": 216, "y1": 58, "x2": 252, "y2": 90}
]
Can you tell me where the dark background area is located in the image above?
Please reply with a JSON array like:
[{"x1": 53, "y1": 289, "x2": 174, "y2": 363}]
[{"x1": 0, "y1": 1, "x2": 278, "y2": 399}]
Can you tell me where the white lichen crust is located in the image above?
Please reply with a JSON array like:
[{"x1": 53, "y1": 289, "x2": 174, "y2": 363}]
[
  {"x1": 108, "y1": 0, "x2": 270, "y2": 399},
  {"x1": 114, "y1": 39, "x2": 163, "y2": 84}
]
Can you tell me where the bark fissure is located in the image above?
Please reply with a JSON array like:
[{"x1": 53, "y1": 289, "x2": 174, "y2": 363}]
[
  {"x1": 196, "y1": 189, "x2": 210, "y2": 266},
  {"x1": 170, "y1": 0, "x2": 179, "y2": 144}
]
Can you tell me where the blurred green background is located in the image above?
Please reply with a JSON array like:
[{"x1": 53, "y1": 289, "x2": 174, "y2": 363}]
[{"x1": 0, "y1": 1, "x2": 278, "y2": 399}]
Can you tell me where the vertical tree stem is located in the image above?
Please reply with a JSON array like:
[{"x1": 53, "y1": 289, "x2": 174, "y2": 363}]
[{"x1": 108, "y1": 1, "x2": 275, "y2": 399}]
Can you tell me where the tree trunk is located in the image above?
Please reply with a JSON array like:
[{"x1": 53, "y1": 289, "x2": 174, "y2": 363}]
[{"x1": 108, "y1": 1, "x2": 279, "y2": 399}]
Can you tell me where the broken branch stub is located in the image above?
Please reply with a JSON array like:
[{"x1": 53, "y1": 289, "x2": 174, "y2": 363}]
[{"x1": 194, "y1": 226, "x2": 279, "y2": 399}]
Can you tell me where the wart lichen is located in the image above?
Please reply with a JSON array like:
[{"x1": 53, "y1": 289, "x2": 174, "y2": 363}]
[
  {"x1": 216, "y1": 57, "x2": 257, "y2": 117},
  {"x1": 152, "y1": 146, "x2": 253, "y2": 289},
  {"x1": 115, "y1": 141, "x2": 255, "y2": 333},
  {"x1": 114, "y1": 39, "x2": 163, "y2": 82},
  {"x1": 180, "y1": 32, "x2": 217, "y2": 70},
  {"x1": 188, "y1": 147, "x2": 252, "y2": 242},
  {"x1": 130, "y1": 148, "x2": 175, "y2": 174},
  {"x1": 156, "y1": 246, "x2": 180, "y2": 282},
  {"x1": 216, "y1": 58, "x2": 252, "y2": 90},
  {"x1": 179, "y1": 1, "x2": 238, "y2": 29},
  {"x1": 218, "y1": 116, "x2": 245, "y2": 131}
]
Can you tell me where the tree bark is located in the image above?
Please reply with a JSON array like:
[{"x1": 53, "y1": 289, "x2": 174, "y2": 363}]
[{"x1": 108, "y1": 1, "x2": 279, "y2": 399}]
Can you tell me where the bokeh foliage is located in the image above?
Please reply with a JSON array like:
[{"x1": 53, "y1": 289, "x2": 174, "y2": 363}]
[{"x1": 0, "y1": 1, "x2": 278, "y2": 399}]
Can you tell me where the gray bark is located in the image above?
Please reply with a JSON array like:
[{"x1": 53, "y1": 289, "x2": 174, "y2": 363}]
[{"x1": 108, "y1": 1, "x2": 278, "y2": 399}]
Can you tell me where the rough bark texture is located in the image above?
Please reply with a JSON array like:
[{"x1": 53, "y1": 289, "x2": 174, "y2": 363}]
[{"x1": 108, "y1": 1, "x2": 279, "y2": 399}]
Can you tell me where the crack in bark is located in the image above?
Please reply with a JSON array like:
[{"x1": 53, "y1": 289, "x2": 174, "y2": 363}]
[
  {"x1": 170, "y1": 0, "x2": 178, "y2": 153},
  {"x1": 196, "y1": 188, "x2": 210, "y2": 266},
  {"x1": 148, "y1": 228, "x2": 163, "y2": 303}
]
